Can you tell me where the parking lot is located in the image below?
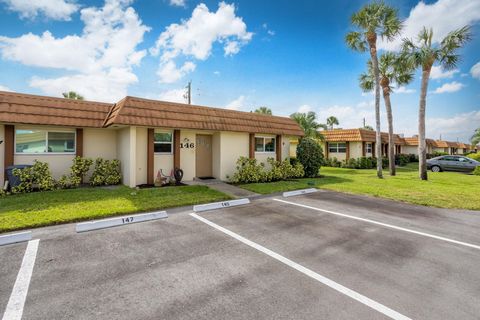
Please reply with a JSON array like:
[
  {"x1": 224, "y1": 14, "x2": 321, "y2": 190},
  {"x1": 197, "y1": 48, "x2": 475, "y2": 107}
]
[{"x1": 1, "y1": 190, "x2": 480, "y2": 320}]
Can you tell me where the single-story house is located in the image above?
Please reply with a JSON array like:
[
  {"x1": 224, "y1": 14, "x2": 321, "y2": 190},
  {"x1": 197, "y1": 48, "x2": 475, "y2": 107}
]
[
  {"x1": 321, "y1": 129, "x2": 404, "y2": 160},
  {"x1": 0, "y1": 91, "x2": 303, "y2": 187}
]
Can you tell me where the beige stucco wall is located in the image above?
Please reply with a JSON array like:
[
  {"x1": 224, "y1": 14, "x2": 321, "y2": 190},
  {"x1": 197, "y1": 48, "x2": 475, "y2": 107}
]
[
  {"x1": 83, "y1": 128, "x2": 117, "y2": 160},
  {"x1": 218, "y1": 131, "x2": 249, "y2": 180},
  {"x1": 136, "y1": 127, "x2": 148, "y2": 185},
  {"x1": 212, "y1": 132, "x2": 221, "y2": 179},
  {"x1": 402, "y1": 145, "x2": 418, "y2": 155},
  {"x1": 349, "y1": 142, "x2": 363, "y2": 159},
  {"x1": 116, "y1": 127, "x2": 136, "y2": 187},
  {"x1": 0, "y1": 124, "x2": 4, "y2": 186}
]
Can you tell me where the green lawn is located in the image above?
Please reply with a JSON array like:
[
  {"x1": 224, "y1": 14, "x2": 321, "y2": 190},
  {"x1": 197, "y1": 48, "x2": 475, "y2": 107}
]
[
  {"x1": 239, "y1": 163, "x2": 480, "y2": 210},
  {"x1": 0, "y1": 185, "x2": 231, "y2": 233}
]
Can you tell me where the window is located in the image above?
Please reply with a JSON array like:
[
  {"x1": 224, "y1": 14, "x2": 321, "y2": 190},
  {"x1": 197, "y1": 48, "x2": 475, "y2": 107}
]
[
  {"x1": 154, "y1": 132, "x2": 173, "y2": 153},
  {"x1": 328, "y1": 142, "x2": 347, "y2": 153},
  {"x1": 255, "y1": 137, "x2": 276, "y2": 153},
  {"x1": 366, "y1": 143, "x2": 372, "y2": 153},
  {"x1": 15, "y1": 129, "x2": 75, "y2": 154}
]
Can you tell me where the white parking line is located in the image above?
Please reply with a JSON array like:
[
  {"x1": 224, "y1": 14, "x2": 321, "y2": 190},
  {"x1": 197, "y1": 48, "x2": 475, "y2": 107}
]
[
  {"x1": 274, "y1": 198, "x2": 480, "y2": 251},
  {"x1": 190, "y1": 213, "x2": 411, "y2": 320},
  {"x1": 2, "y1": 239, "x2": 39, "y2": 320}
]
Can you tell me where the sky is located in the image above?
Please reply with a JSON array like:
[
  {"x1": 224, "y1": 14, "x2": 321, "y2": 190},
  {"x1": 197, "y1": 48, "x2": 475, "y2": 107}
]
[{"x1": 0, "y1": 0, "x2": 479, "y2": 143}]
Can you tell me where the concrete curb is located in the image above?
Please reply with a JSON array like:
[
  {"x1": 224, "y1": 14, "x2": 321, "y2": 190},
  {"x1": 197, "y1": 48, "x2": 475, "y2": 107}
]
[
  {"x1": 283, "y1": 188, "x2": 318, "y2": 198},
  {"x1": 76, "y1": 211, "x2": 168, "y2": 233},
  {"x1": 193, "y1": 198, "x2": 250, "y2": 212},
  {"x1": 0, "y1": 231, "x2": 32, "y2": 246}
]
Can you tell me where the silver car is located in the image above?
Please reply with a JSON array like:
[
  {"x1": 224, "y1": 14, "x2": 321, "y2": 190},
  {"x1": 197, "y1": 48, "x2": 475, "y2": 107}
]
[{"x1": 427, "y1": 155, "x2": 480, "y2": 172}]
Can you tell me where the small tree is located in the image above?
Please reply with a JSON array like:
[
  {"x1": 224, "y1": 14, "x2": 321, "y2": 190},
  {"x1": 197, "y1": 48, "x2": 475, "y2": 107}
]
[
  {"x1": 296, "y1": 138, "x2": 324, "y2": 177},
  {"x1": 63, "y1": 91, "x2": 84, "y2": 100},
  {"x1": 471, "y1": 128, "x2": 480, "y2": 146},
  {"x1": 254, "y1": 106, "x2": 272, "y2": 115},
  {"x1": 290, "y1": 112, "x2": 325, "y2": 140},
  {"x1": 326, "y1": 116, "x2": 339, "y2": 130}
]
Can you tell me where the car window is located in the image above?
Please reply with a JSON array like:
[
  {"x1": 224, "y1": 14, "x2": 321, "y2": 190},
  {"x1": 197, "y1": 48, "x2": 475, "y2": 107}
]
[
  {"x1": 444, "y1": 156, "x2": 458, "y2": 161},
  {"x1": 459, "y1": 157, "x2": 469, "y2": 162}
]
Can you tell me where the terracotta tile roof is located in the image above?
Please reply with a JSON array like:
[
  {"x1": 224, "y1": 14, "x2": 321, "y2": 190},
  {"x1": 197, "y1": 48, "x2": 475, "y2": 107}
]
[
  {"x1": 322, "y1": 129, "x2": 404, "y2": 144},
  {"x1": 403, "y1": 137, "x2": 435, "y2": 146},
  {"x1": 432, "y1": 140, "x2": 452, "y2": 148},
  {"x1": 104, "y1": 96, "x2": 304, "y2": 136},
  {"x1": 0, "y1": 91, "x2": 112, "y2": 128}
]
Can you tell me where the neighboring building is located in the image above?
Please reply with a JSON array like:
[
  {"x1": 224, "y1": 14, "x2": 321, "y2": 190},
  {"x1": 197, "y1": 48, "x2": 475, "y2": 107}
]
[
  {"x1": 320, "y1": 129, "x2": 477, "y2": 160},
  {"x1": 0, "y1": 91, "x2": 303, "y2": 187},
  {"x1": 321, "y1": 129, "x2": 404, "y2": 160}
]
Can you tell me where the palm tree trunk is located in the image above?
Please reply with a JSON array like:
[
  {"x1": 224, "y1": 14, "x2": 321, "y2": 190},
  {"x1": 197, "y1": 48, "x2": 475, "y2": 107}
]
[
  {"x1": 382, "y1": 88, "x2": 396, "y2": 176},
  {"x1": 418, "y1": 67, "x2": 431, "y2": 180},
  {"x1": 369, "y1": 40, "x2": 383, "y2": 179}
]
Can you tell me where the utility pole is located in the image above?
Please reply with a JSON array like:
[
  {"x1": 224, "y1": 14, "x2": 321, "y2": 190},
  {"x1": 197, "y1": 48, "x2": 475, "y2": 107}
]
[
  {"x1": 363, "y1": 117, "x2": 366, "y2": 128},
  {"x1": 183, "y1": 81, "x2": 191, "y2": 105}
]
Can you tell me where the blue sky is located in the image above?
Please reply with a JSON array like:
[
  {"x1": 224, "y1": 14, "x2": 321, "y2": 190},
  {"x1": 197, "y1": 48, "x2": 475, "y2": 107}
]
[{"x1": 0, "y1": 0, "x2": 479, "y2": 142}]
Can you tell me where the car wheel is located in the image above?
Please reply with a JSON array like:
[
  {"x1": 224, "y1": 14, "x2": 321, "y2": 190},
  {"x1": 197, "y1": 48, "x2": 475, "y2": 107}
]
[{"x1": 431, "y1": 165, "x2": 441, "y2": 172}]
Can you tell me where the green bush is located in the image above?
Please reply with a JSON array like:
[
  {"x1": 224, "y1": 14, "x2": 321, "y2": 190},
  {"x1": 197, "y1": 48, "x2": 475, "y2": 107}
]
[
  {"x1": 467, "y1": 153, "x2": 480, "y2": 161},
  {"x1": 230, "y1": 157, "x2": 267, "y2": 183},
  {"x1": 59, "y1": 157, "x2": 93, "y2": 189},
  {"x1": 296, "y1": 138, "x2": 324, "y2": 177},
  {"x1": 12, "y1": 160, "x2": 55, "y2": 193},
  {"x1": 395, "y1": 154, "x2": 409, "y2": 166},
  {"x1": 408, "y1": 153, "x2": 418, "y2": 162},
  {"x1": 473, "y1": 166, "x2": 480, "y2": 176},
  {"x1": 90, "y1": 158, "x2": 121, "y2": 186},
  {"x1": 230, "y1": 157, "x2": 304, "y2": 184}
]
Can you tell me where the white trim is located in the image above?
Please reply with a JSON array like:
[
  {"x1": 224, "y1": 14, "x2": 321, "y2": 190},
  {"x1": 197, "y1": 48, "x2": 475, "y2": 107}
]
[
  {"x1": 254, "y1": 136, "x2": 276, "y2": 153},
  {"x1": 154, "y1": 130, "x2": 173, "y2": 155},
  {"x1": 2, "y1": 239, "x2": 39, "y2": 320},
  {"x1": 273, "y1": 198, "x2": 480, "y2": 251},
  {"x1": 190, "y1": 213, "x2": 411, "y2": 320}
]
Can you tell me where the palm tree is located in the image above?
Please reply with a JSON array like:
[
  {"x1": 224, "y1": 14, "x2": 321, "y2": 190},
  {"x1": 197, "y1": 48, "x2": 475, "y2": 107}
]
[
  {"x1": 62, "y1": 91, "x2": 84, "y2": 100},
  {"x1": 254, "y1": 106, "x2": 272, "y2": 115},
  {"x1": 402, "y1": 26, "x2": 471, "y2": 180},
  {"x1": 359, "y1": 52, "x2": 414, "y2": 176},
  {"x1": 326, "y1": 116, "x2": 339, "y2": 130},
  {"x1": 290, "y1": 112, "x2": 324, "y2": 139},
  {"x1": 471, "y1": 128, "x2": 480, "y2": 146},
  {"x1": 346, "y1": 1, "x2": 401, "y2": 178}
]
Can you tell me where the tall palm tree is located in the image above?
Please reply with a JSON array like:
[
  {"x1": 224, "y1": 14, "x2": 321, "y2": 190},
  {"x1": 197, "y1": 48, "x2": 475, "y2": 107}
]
[
  {"x1": 290, "y1": 112, "x2": 325, "y2": 139},
  {"x1": 326, "y1": 116, "x2": 339, "y2": 130},
  {"x1": 346, "y1": 2, "x2": 401, "y2": 178},
  {"x1": 254, "y1": 106, "x2": 272, "y2": 115},
  {"x1": 402, "y1": 26, "x2": 471, "y2": 180},
  {"x1": 359, "y1": 52, "x2": 414, "y2": 176},
  {"x1": 63, "y1": 91, "x2": 84, "y2": 100},
  {"x1": 471, "y1": 128, "x2": 480, "y2": 146}
]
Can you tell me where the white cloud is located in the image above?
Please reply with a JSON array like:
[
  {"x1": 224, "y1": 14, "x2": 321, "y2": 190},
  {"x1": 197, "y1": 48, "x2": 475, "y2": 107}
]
[
  {"x1": 471, "y1": 62, "x2": 480, "y2": 79},
  {"x1": 297, "y1": 104, "x2": 312, "y2": 113},
  {"x1": 225, "y1": 95, "x2": 245, "y2": 110},
  {"x1": 150, "y1": 2, "x2": 252, "y2": 83},
  {"x1": 158, "y1": 88, "x2": 187, "y2": 103},
  {"x1": 0, "y1": 84, "x2": 11, "y2": 91},
  {"x1": 213, "y1": 70, "x2": 220, "y2": 75},
  {"x1": 0, "y1": 0, "x2": 79, "y2": 20},
  {"x1": 433, "y1": 81, "x2": 464, "y2": 94},
  {"x1": 0, "y1": 0, "x2": 150, "y2": 102},
  {"x1": 157, "y1": 60, "x2": 196, "y2": 83},
  {"x1": 317, "y1": 105, "x2": 375, "y2": 129},
  {"x1": 262, "y1": 22, "x2": 275, "y2": 36},
  {"x1": 426, "y1": 110, "x2": 480, "y2": 142},
  {"x1": 169, "y1": 0, "x2": 185, "y2": 7},
  {"x1": 378, "y1": 0, "x2": 480, "y2": 51},
  {"x1": 394, "y1": 86, "x2": 416, "y2": 94},
  {"x1": 430, "y1": 65, "x2": 459, "y2": 79}
]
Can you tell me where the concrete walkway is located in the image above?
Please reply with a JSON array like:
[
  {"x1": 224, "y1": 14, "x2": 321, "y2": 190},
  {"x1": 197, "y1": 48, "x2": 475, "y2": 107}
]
[{"x1": 185, "y1": 179, "x2": 258, "y2": 198}]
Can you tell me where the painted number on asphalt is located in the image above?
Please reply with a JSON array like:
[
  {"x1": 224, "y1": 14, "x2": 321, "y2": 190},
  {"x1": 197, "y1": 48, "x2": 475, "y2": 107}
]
[
  {"x1": 221, "y1": 202, "x2": 230, "y2": 207},
  {"x1": 122, "y1": 217, "x2": 134, "y2": 224}
]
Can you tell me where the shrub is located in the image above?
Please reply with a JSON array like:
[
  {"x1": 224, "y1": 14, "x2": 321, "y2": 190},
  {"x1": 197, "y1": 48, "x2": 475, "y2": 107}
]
[
  {"x1": 59, "y1": 157, "x2": 93, "y2": 189},
  {"x1": 90, "y1": 158, "x2": 121, "y2": 186},
  {"x1": 467, "y1": 153, "x2": 480, "y2": 161},
  {"x1": 473, "y1": 166, "x2": 480, "y2": 176},
  {"x1": 230, "y1": 157, "x2": 304, "y2": 184},
  {"x1": 296, "y1": 138, "x2": 324, "y2": 177},
  {"x1": 12, "y1": 160, "x2": 55, "y2": 193},
  {"x1": 408, "y1": 153, "x2": 418, "y2": 162},
  {"x1": 395, "y1": 154, "x2": 409, "y2": 166}
]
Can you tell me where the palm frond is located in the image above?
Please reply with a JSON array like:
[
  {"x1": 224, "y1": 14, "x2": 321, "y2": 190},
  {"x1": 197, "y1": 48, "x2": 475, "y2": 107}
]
[{"x1": 345, "y1": 31, "x2": 367, "y2": 52}]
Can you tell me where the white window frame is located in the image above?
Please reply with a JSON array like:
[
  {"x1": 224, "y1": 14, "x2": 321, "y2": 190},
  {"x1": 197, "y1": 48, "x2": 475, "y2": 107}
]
[
  {"x1": 154, "y1": 131, "x2": 173, "y2": 154},
  {"x1": 14, "y1": 129, "x2": 76, "y2": 155},
  {"x1": 366, "y1": 142, "x2": 373, "y2": 153},
  {"x1": 328, "y1": 142, "x2": 347, "y2": 153},
  {"x1": 255, "y1": 136, "x2": 276, "y2": 153}
]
